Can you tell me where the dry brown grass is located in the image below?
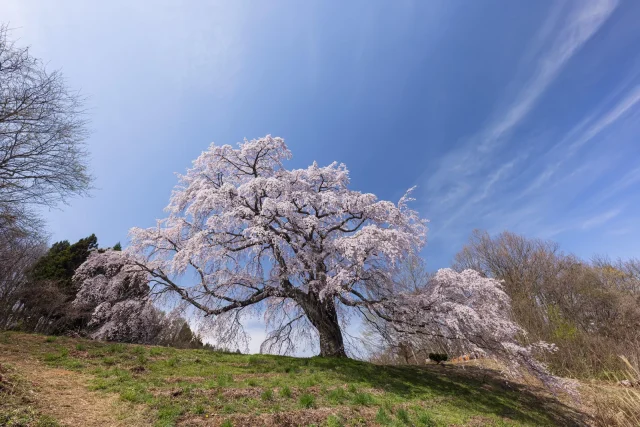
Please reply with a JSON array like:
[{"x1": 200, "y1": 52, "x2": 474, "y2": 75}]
[
  {"x1": 1, "y1": 340, "x2": 149, "y2": 426},
  {"x1": 179, "y1": 406, "x2": 377, "y2": 426},
  {"x1": 583, "y1": 356, "x2": 640, "y2": 427}
]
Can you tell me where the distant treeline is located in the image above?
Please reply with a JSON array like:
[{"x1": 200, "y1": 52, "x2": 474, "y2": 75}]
[
  {"x1": 0, "y1": 233, "x2": 205, "y2": 349},
  {"x1": 372, "y1": 230, "x2": 640, "y2": 379}
]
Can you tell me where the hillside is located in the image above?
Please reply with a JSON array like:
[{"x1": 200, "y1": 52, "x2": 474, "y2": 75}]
[{"x1": 0, "y1": 331, "x2": 588, "y2": 426}]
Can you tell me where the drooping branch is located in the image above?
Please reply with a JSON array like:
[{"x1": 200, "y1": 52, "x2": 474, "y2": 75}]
[
  {"x1": 127, "y1": 136, "x2": 426, "y2": 354},
  {"x1": 119, "y1": 135, "x2": 570, "y2": 391}
]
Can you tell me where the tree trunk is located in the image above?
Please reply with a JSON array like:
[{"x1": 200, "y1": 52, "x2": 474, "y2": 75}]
[{"x1": 298, "y1": 293, "x2": 346, "y2": 357}]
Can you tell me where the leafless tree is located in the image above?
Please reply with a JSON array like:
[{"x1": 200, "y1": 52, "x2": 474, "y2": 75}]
[
  {"x1": 452, "y1": 230, "x2": 640, "y2": 377},
  {"x1": 0, "y1": 209, "x2": 47, "y2": 328},
  {"x1": 0, "y1": 23, "x2": 91, "y2": 330},
  {"x1": 0, "y1": 23, "x2": 91, "y2": 210},
  {"x1": 592, "y1": 255, "x2": 640, "y2": 294}
]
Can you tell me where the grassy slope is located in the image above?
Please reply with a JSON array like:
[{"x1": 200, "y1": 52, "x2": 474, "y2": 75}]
[
  {"x1": 0, "y1": 331, "x2": 586, "y2": 427},
  {"x1": 0, "y1": 361, "x2": 60, "y2": 427}
]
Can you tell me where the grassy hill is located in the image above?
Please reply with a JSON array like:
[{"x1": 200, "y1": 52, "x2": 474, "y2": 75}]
[{"x1": 0, "y1": 331, "x2": 588, "y2": 426}]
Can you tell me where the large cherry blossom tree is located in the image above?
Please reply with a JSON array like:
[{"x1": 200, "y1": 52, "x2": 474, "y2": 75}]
[
  {"x1": 128, "y1": 136, "x2": 426, "y2": 357},
  {"x1": 125, "y1": 135, "x2": 569, "y2": 393}
]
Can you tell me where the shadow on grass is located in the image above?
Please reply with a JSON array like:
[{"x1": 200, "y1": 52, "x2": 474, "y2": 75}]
[
  {"x1": 292, "y1": 357, "x2": 589, "y2": 426},
  {"x1": 1, "y1": 332, "x2": 590, "y2": 426}
]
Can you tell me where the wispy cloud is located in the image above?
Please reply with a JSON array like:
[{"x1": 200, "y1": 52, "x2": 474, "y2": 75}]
[
  {"x1": 478, "y1": 0, "x2": 618, "y2": 151},
  {"x1": 581, "y1": 208, "x2": 622, "y2": 229},
  {"x1": 523, "y1": 85, "x2": 640, "y2": 195},
  {"x1": 591, "y1": 165, "x2": 640, "y2": 205},
  {"x1": 478, "y1": 159, "x2": 516, "y2": 201},
  {"x1": 423, "y1": 0, "x2": 619, "y2": 241},
  {"x1": 569, "y1": 85, "x2": 640, "y2": 151},
  {"x1": 606, "y1": 226, "x2": 634, "y2": 237}
]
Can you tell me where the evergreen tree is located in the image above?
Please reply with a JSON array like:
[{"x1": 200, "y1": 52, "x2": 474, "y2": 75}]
[{"x1": 18, "y1": 234, "x2": 98, "y2": 333}]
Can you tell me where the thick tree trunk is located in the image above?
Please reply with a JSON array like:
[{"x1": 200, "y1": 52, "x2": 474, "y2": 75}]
[{"x1": 298, "y1": 292, "x2": 346, "y2": 357}]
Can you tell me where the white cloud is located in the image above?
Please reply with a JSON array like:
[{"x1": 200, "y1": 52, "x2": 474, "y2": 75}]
[
  {"x1": 581, "y1": 208, "x2": 622, "y2": 229},
  {"x1": 478, "y1": 0, "x2": 618, "y2": 152},
  {"x1": 422, "y1": 0, "x2": 618, "y2": 228},
  {"x1": 477, "y1": 159, "x2": 517, "y2": 201},
  {"x1": 569, "y1": 85, "x2": 640, "y2": 151},
  {"x1": 590, "y1": 165, "x2": 640, "y2": 205},
  {"x1": 3, "y1": 1, "x2": 253, "y2": 99},
  {"x1": 524, "y1": 85, "x2": 640, "y2": 195}
]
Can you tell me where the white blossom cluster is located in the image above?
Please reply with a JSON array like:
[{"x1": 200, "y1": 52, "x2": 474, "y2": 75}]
[
  {"x1": 129, "y1": 136, "x2": 425, "y2": 300},
  {"x1": 376, "y1": 268, "x2": 575, "y2": 394},
  {"x1": 72, "y1": 250, "x2": 161, "y2": 343}
]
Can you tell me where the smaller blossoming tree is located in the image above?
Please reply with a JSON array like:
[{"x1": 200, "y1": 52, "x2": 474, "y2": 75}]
[{"x1": 72, "y1": 249, "x2": 162, "y2": 343}]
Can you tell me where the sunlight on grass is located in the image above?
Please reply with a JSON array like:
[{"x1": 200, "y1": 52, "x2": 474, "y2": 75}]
[{"x1": 1, "y1": 333, "x2": 586, "y2": 426}]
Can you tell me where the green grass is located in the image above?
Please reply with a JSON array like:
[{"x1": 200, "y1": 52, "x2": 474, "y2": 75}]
[
  {"x1": 396, "y1": 408, "x2": 410, "y2": 424},
  {"x1": 261, "y1": 388, "x2": 274, "y2": 401},
  {"x1": 279, "y1": 385, "x2": 292, "y2": 398},
  {"x1": 326, "y1": 414, "x2": 344, "y2": 427},
  {"x1": 299, "y1": 392, "x2": 316, "y2": 408},
  {"x1": 417, "y1": 411, "x2": 440, "y2": 427},
  {"x1": 327, "y1": 387, "x2": 348, "y2": 404},
  {"x1": 351, "y1": 391, "x2": 376, "y2": 406},
  {"x1": 0, "y1": 361, "x2": 61, "y2": 427},
  {"x1": 0, "y1": 332, "x2": 587, "y2": 426},
  {"x1": 376, "y1": 407, "x2": 393, "y2": 425},
  {"x1": 217, "y1": 373, "x2": 233, "y2": 386}
]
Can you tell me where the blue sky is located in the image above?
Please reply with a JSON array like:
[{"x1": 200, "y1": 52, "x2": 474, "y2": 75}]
[{"x1": 5, "y1": 1, "x2": 640, "y2": 272}]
